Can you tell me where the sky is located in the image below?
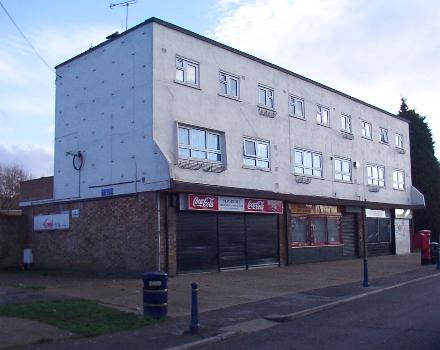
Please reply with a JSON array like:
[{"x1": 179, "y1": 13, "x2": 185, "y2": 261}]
[{"x1": 0, "y1": 0, "x2": 439, "y2": 177}]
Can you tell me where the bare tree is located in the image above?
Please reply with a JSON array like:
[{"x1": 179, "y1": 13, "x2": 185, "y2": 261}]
[{"x1": 0, "y1": 164, "x2": 31, "y2": 210}]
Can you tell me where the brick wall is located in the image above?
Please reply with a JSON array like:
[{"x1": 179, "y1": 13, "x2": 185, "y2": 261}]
[
  {"x1": 22, "y1": 192, "x2": 162, "y2": 274},
  {"x1": 20, "y1": 177, "x2": 54, "y2": 202},
  {"x1": 0, "y1": 213, "x2": 26, "y2": 268}
]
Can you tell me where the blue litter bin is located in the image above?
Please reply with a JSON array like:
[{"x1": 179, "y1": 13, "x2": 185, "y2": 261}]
[{"x1": 142, "y1": 272, "x2": 168, "y2": 319}]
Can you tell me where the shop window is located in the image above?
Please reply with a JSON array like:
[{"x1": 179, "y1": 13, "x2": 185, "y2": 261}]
[
  {"x1": 367, "y1": 217, "x2": 391, "y2": 243},
  {"x1": 291, "y1": 215, "x2": 342, "y2": 246}
]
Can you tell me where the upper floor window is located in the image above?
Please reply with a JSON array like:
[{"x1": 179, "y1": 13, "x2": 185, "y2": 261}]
[
  {"x1": 175, "y1": 56, "x2": 199, "y2": 86},
  {"x1": 379, "y1": 127, "x2": 389, "y2": 144},
  {"x1": 367, "y1": 164, "x2": 385, "y2": 187},
  {"x1": 361, "y1": 121, "x2": 372, "y2": 139},
  {"x1": 393, "y1": 170, "x2": 405, "y2": 190},
  {"x1": 219, "y1": 71, "x2": 239, "y2": 98},
  {"x1": 258, "y1": 85, "x2": 274, "y2": 109},
  {"x1": 178, "y1": 126, "x2": 222, "y2": 162},
  {"x1": 395, "y1": 133, "x2": 403, "y2": 148},
  {"x1": 334, "y1": 157, "x2": 351, "y2": 182},
  {"x1": 341, "y1": 114, "x2": 352, "y2": 133},
  {"x1": 289, "y1": 95, "x2": 305, "y2": 119},
  {"x1": 243, "y1": 138, "x2": 270, "y2": 169},
  {"x1": 294, "y1": 149, "x2": 322, "y2": 177},
  {"x1": 317, "y1": 105, "x2": 330, "y2": 126}
]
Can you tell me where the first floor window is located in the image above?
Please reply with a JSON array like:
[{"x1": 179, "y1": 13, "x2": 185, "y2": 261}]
[
  {"x1": 341, "y1": 114, "x2": 352, "y2": 133},
  {"x1": 292, "y1": 216, "x2": 341, "y2": 246},
  {"x1": 317, "y1": 105, "x2": 330, "y2": 126},
  {"x1": 367, "y1": 164, "x2": 385, "y2": 187},
  {"x1": 393, "y1": 170, "x2": 405, "y2": 190},
  {"x1": 289, "y1": 95, "x2": 304, "y2": 118},
  {"x1": 243, "y1": 138, "x2": 270, "y2": 169},
  {"x1": 294, "y1": 149, "x2": 322, "y2": 177},
  {"x1": 258, "y1": 85, "x2": 274, "y2": 109},
  {"x1": 367, "y1": 217, "x2": 391, "y2": 243},
  {"x1": 219, "y1": 71, "x2": 239, "y2": 98},
  {"x1": 379, "y1": 127, "x2": 389, "y2": 143},
  {"x1": 395, "y1": 133, "x2": 403, "y2": 148},
  {"x1": 178, "y1": 126, "x2": 222, "y2": 162},
  {"x1": 362, "y1": 121, "x2": 372, "y2": 139},
  {"x1": 334, "y1": 157, "x2": 351, "y2": 182},
  {"x1": 175, "y1": 56, "x2": 199, "y2": 86}
]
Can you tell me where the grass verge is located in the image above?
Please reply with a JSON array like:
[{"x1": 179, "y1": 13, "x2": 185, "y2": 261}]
[{"x1": 0, "y1": 299, "x2": 154, "y2": 337}]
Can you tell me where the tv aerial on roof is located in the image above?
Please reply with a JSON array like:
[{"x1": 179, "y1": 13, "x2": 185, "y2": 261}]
[{"x1": 109, "y1": 0, "x2": 138, "y2": 31}]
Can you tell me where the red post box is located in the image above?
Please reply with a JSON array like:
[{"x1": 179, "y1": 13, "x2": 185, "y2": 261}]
[{"x1": 419, "y1": 230, "x2": 431, "y2": 265}]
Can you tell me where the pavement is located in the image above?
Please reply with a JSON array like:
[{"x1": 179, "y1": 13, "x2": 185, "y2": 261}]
[{"x1": 0, "y1": 253, "x2": 438, "y2": 349}]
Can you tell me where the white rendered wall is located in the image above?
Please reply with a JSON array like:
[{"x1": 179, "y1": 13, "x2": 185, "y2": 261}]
[
  {"x1": 152, "y1": 23, "x2": 412, "y2": 207},
  {"x1": 54, "y1": 23, "x2": 169, "y2": 200},
  {"x1": 395, "y1": 219, "x2": 411, "y2": 254}
]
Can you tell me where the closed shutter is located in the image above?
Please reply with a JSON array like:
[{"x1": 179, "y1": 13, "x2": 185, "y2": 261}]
[
  {"x1": 176, "y1": 211, "x2": 218, "y2": 273},
  {"x1": 218, "y1": 214, "x2": 246, "y2": 270},
  {"x1": 246, "y1": 214, "x2": 279, "y2": 267},
  {"x1": 342, "y1": 213, "x2": 357, "y2": 257}
]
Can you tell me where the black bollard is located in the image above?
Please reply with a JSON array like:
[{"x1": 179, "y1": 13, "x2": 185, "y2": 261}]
[
  {"x1": 437, "y1": 252, "x2": 440, "y2": 270},
  {"x1": 189, "y1": 282, "x2": 200, "y2": 333},
  {"x1": 363, "y1": 258, "x2": 369, "y2": 287}
]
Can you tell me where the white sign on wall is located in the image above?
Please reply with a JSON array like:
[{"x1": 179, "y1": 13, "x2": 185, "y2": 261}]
[{"x1": 34, "y1": 213, "x2": 70, "y2": 231}]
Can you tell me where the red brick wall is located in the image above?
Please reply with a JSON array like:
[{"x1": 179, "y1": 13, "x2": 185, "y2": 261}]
[
  {"x1": 0, "y1": 214, "x2": 27, "y2": 268},
  {"x1": 22, "y1": 192, "x2": 162, "y2": 274},
  {"x1": 20, "y1": 177, "x2": 54, "y2": 202}
]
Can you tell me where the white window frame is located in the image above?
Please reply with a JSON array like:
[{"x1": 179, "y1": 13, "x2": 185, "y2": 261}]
[
  {"x1": 334, "y1": 157, "x2": 352, "y2": 182},
  {"x1": 175, "y1": 56, "x2": 199, "y2": 87},
  {"x1": 317, "y1": 105, "x2": 330, "y2": 126},
  {"x1": 341, "y1": 114, "x2": 352, "y2": 133},
  {"x1": 367, "y1": 164, "x2": 385, "y2": 187},
  {"x1": 258, "y1": 85, "x2": 274, "y2": 110},
  {"x1": 395, "y1": 133, "x2": 403, "y2": 148},
  {"x1": 294, "y1": 148, "x2": 323, "y2": 177},
  {"x1": 361, "y1": 121, "x2": 372, "y2": 139},
  {"x1": 219, "y1": 71, "x2": 239, "y2": 99},
  {"x1": 289, "y1": 95, "x2": 305, "y2": 119},
  {"x1": 393, "y1": 169, "x2": 405, "y2": 190},
  {"x1": 178, "y1": 125, "x2": 222, "y2": 162},
  {"x1": 243, "y1": 138, "x2": 270, "y2": 170},
  {"x1": 379, "y1": 127, "x2": 389, "y2": 144}
]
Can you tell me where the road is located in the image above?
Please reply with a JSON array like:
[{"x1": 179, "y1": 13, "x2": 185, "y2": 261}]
[{"x1": 202, "y1": 276, "x2": 440, "y2": 350}]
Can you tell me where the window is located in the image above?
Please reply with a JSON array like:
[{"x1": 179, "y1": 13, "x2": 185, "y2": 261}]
[
  {"x1": 367, "y1": 218, "x2": 391, "y2": 243},
  {"x1": 379, "y1": 127, "x2": 389, "y2": 143},
  {"x1": 341, "y1": 114, "x2": 352, "y2": 133},
  {"x1": 393, "y1": 170, "x2": 405, "y2": 190},
  {"x1": 289, "y1": 95, "x2": 304, "y2": 118},
  {"x1": 219, "y1": 71, "x2": 239, "y2": 98},
  {"x1": 292, "y1": 216, "x2": 341, "y2": 246},
  {"x1": 175, "y1": 56, "x2": 199, "y2": 86},
  {"x1": 317, "y1": 105, "x2": 330, "y2": 126},
  {"x1": 243, "y1": 138, "x2": 270, "y2": 169},
  {"x1": 294, "y1": 149, "x2": 322, "y2": 177},
  {"x1": 395, "y1": 133, "x2": 403, "y2": 148},
  {"x1": 334, "y1": 157, "x2": 351, "y2": 182},
  {"x1": 367, "y1": 164, "x2": 385, "y2": 187},
  {"x1": 258, "y1": 85, "x2": 274, "y2": 109},
  {"x1": 178, "y1": 126, "x2": 222, "y2": 162},
  {"x1": 361, "y1": 121, "x2": 372, "y2": 139}
]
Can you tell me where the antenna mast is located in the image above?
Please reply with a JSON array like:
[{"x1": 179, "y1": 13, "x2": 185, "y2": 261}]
[{"x1": 109, "y1": 0, "x2": 137, "y2": 31}]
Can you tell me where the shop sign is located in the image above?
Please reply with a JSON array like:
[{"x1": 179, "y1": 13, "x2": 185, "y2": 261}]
[
  {"x1": 291, "y1": 204, "x2": 340, "y2": 215},
  {"x1": 34, "y1": 213, "x2": 70, "y2": 231},
  {"x1": 187, "y1": 194, "x2": 283, "y2": 214}
]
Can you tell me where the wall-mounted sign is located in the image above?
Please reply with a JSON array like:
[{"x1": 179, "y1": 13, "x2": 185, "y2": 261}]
[
  {"x1": 187, "y1": 194, "x2": 283, "y2": 214},
  {"x1": 34, "y1": 213, "x2": 70, "y2": 231},
  {"x1": 101, "y1": 188, "x2": 114, "y2": 197},
  {"x1": 71, "y1": 209, "x2": 80, "y2": 218}
]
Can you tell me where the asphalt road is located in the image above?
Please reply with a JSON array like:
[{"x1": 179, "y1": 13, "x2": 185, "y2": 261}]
[{"x1": 202, "y1": 276, "x2": 440, "y2": 350}]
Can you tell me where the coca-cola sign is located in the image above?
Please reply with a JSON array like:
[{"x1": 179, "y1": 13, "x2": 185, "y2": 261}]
[{"x1": 187, "y1": 194, "x2": 282, "y2": 214}]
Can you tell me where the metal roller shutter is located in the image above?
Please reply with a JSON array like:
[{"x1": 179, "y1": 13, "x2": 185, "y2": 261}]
[
  {"x1": 245, "y1": 215, "x2": 279, "y2": 267},
  {"x1": 218, "y1": 214, "x2": 246, "y2": 270},
  {"x1": 342, "y1": 213, "x2": 357, "y2": 257},
  {"x1": 176, "y1": 211, "x2": 218, "y2": 273}
]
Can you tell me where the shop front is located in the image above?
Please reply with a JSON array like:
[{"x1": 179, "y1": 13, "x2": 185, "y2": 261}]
[
  {"x1": 176, "y1": 194, "x2": 283, "y2": 273},
  {"x1": 365, "y1": 209, "x2": 394, "y2": 256}
]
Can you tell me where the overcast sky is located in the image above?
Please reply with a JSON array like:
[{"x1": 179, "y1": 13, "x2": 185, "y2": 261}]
[{"x1": 0, "y1": 0, "x2": 439, "y2": 177}]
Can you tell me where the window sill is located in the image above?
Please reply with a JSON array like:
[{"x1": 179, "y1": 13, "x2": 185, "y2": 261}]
[
  {"x1": 333, "y1": 179, "x2": 353, "y2": 184},
  {"x1": 361, "y1": 136, "x2": 373, "y2": 141},
  {"x1": 340, "y1": 130, "x2": 354, "y2": 140},
  {"x1": 395, "y1": 147, "x2": 406, "y2": 154},
  {"x1": 289, "y1": 114, "x2": 306, "y2": 121},
  {"x1": 316, "y1": 122, "x2": 330, "y2": 128},
  {"x1": 218, "y1": 93, "x2": 241, "y2": 102},
  {"x1": 393, "y1": 187, "x2": 406, "y2": 191},
  {"x1": 178, "y1": 158, "x2": 225, "y2": 172},
  {"x1": 242, "y1": 164, "x2": 271, "y2": 172},
  {"x1": 379, "y1": 141, "x2": 389, "y2": 146},
  {"x1": 257, "y1": 106, "x2": 277, "y2": 118},
  {"x1": 173, "y1": 80, "x2": 201, "y2": 90}
]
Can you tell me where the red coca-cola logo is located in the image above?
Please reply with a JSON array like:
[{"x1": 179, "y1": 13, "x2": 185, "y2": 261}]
[
  {"x1": 188, "y1": 195, "x2": 218, "y2": 210},
  {"x1": 246, "y1": 200, "x2": 265, "y2": 211}
]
